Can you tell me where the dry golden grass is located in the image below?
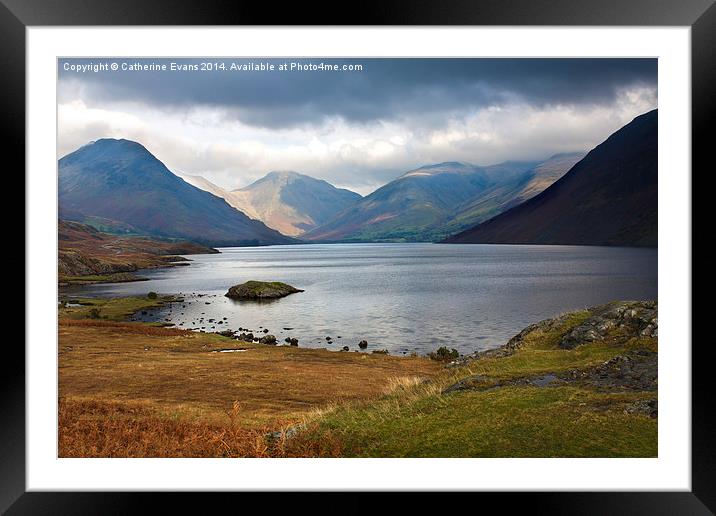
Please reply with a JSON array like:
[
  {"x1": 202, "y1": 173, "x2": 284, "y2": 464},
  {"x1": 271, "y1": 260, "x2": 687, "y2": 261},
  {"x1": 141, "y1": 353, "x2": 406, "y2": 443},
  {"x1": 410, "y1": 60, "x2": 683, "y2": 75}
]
[
  {"x1": 59, "y1": 322, "x2": 441, "y2": 448},
  {"x1": 58, "y1": 397, "x2": 345, "y2": 457},
  {"x1": 59, "y1": 319, "x2": 191, "y2": 335}
]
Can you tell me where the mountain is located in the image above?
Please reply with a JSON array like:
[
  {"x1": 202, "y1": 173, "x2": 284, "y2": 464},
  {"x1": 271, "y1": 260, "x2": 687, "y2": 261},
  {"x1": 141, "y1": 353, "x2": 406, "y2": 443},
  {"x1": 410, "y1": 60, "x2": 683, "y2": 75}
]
[
  {"x1": 179, "y1": 171, "x2": 362, "y2": 237},
  {"x1": 444, "y1": 110, "x2": 657, "y2": 247},
  {"x1": 437, "y1": 153, "x2": 586, "y2": 237},
  {"x1": 58, "y1": 139, "x2": 293, "y2": 247},
  {"x1": 303, "y1": 155, "x2": 583, "y2": 243},
  {"x1": 176, "y1": 174, "x2": 262, "y2": 220}
]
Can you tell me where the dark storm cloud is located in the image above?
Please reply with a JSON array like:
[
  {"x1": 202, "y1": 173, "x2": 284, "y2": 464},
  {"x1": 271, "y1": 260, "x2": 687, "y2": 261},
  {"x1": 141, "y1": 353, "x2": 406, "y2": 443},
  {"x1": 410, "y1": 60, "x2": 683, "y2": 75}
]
[{"x1": 58, "y1": 58, "x2": 656, "y2": 129}]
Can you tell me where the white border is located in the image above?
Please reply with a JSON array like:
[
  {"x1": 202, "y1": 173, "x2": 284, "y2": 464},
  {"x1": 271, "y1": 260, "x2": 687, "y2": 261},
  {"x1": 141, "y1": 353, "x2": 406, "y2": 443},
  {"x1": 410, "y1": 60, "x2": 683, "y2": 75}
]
[{"x1": 27, "y1": 27, "x2": 691, "y2": 491}]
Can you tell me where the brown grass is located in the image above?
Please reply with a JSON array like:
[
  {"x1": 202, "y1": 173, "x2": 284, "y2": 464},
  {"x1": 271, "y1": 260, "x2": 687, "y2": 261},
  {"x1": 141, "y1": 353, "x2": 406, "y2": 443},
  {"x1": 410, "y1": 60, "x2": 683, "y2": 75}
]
[
  {"x1": 59, "y1": 398, "x2": 344, "y2": 457},
  {"x1": 59, "y1": 322, "x2": 441, "y2": 457},
  {"x1": 59, "y1": 319, "x2": 191, "y2": 336}
]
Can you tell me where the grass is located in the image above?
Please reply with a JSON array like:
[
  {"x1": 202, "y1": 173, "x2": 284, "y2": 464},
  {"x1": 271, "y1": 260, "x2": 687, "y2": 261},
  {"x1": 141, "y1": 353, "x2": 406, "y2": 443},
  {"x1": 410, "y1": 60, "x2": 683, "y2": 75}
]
[
  {"x1": 457, "y1": 311, "x2": 658, "y2": 380},
  {"x1": 60, "y1": 272, "x2": 148, "y2": 285},
  {"x1": 58, "y1": 296, "x2": 657, "y2": 458},
  {"x1": 58, "y1": 319, "x2": 441, "y2": 431},
  {"x1": 288, "y1": 386, "x2": 656, "y2": 457},
  {"x1": 59, "y1": 295, "x2": 177, "y2": 321},
  {"x1": 282, "y1": 310, "x2": 658, "y2": 457},
  {"x1": 59, "y1": 398, "x2": 343, "y2": 457}
]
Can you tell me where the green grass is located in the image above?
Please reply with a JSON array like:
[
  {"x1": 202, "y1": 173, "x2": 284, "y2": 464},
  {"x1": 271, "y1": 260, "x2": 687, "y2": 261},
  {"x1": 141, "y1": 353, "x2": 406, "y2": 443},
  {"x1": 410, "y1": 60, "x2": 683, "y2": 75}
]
[
  {"x1": 59, "y1": 272, "x2": 148, "y2": 285},
  {"x1": 59, "y1": 295, "x2": 178, "y2": 321},
  {"x1": 286, "y1": 309, "x2": 658, "y2": 457},
  {"x1": 303, "y1": 386, "x2": 656, "y2": 457}
]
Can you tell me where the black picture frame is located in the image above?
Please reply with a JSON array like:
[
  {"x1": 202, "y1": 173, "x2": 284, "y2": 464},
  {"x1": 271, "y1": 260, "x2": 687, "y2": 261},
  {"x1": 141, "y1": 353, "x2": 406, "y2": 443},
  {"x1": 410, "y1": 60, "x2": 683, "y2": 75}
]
[{"x1": 6, "y1": 0, "x2": 711, "y2": 513}]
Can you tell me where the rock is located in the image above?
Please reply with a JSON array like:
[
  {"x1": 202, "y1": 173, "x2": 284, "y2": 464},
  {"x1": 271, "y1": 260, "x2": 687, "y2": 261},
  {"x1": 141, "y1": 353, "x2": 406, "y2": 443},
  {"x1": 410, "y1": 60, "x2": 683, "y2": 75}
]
[
  {"x1": 573, "y1": 350, "x2": 657, "y2": 391},
  {"x1": 263, "y1": 329, "x2": 269, "y2": 333},
  {"x1": 341, "y1": 346, "x2": 349, "y2": 351},
  {"x1": 285, "y1": 337, "x2": 292, "y2": 343},
  {"x1": 443, "y1": 375, "x2": 491, "y2": 394},
  {"x1": 559, "y1": 301, "x2": 657, "y2": 349},
  {"x1": 623, "y1": 399, "x2": 658, "y2": 418},
  {"x1": 358, "y1": 340, "x2": 368, "y2": 349},
  {"x1": 289, "y1": 338, "x2": 299, "y2": 346},
  {"x1": 259, "y1": 334, "x2": 277, "y2": 345},
  {"x1": 225, "y1": 281, "x2": 304, "y2": 300},
  {"x1": 238, "y1": 332, "x2": 254, "y2": 342}
]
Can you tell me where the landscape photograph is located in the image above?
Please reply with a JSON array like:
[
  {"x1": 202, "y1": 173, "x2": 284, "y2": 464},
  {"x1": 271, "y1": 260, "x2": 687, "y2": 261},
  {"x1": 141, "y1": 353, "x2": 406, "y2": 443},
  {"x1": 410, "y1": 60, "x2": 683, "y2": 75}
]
[{"x1": 57, "y1": 57, "x2": 658, "y2": 458}]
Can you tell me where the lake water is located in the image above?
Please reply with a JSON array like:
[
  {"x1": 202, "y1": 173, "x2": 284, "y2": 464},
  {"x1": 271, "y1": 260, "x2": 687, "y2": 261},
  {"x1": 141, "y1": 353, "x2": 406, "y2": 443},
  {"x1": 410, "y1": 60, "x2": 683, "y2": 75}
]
[{"x1": 62, "y1": 243, "x2": 658, "y2": 355}]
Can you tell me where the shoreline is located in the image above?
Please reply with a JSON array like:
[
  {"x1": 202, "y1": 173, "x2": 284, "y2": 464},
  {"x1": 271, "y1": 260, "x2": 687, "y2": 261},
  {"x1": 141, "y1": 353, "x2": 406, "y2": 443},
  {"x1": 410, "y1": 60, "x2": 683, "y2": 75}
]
[{"x1": 57, "y1": 298, "x2": 658, "y2": 457}]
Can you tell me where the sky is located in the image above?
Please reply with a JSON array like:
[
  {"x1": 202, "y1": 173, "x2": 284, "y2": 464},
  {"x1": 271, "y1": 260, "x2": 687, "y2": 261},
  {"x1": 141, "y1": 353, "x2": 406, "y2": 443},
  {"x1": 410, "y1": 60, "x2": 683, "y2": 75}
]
[{"x1": 58, "y1": 58, "x2": 657, "y2": 195}]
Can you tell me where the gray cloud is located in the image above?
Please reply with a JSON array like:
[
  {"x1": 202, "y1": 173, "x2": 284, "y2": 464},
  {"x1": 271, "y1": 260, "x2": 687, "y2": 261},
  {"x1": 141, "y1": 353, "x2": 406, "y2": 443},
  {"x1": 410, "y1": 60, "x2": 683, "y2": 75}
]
[
  {"x1": 57, "y1": 58, "x2": 657, "y2": 194},
  {"x1": 59, "y1": 58, "x2": 656, "y2": 129}
]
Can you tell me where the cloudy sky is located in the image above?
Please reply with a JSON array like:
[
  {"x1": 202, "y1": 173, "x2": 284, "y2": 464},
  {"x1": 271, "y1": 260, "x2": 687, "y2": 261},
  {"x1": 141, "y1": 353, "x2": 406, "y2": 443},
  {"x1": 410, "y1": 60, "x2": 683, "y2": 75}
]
[{"x1": 58, "y1": 58, "x2": 657, "y2": 195}]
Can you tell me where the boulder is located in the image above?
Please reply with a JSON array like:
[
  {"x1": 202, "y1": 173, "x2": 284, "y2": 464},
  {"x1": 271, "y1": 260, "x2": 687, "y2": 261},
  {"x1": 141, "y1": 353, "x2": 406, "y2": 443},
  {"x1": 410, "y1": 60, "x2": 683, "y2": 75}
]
[
  {"x1": 259, "y1": 334, "x2": 277, "y2": 345},
  {"x1": 560, "y1": 301, "x2": 657, "y2": 349},
  {"x1": 358, "y1": 340, "x2": 368, "y2": 349}
]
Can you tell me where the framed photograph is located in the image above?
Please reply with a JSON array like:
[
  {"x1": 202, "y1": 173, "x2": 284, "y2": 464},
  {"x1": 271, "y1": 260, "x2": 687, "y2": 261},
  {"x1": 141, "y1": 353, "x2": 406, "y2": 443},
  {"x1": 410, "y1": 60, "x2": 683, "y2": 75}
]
[{"x1": 9, "y1": 0, "x2": 711, "y2": 512}]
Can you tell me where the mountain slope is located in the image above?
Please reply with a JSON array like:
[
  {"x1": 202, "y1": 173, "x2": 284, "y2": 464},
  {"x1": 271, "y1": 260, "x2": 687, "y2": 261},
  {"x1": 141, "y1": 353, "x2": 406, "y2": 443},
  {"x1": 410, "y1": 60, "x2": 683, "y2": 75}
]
[
  {"x1": 177, "y1": 174, "x2": 262, "y2": 220},
  {"x1": 179, "y1": 171, "x2": 362, "y2": 236},
  {"x1": 444, "y1": 110, "x2": 657, "y2": 247},
  {"x1": 304, "y1": 156, "x2": 582, "y2": 243},
  {"x1": 59, "y1": 139, "x2": 292, "y2": 247},
  {"x1": 439, "y1": 153, "x2": 585, "y2": 237},
  {"x1": 58, "y1": 219, "x2": 218, "y2": 283}
]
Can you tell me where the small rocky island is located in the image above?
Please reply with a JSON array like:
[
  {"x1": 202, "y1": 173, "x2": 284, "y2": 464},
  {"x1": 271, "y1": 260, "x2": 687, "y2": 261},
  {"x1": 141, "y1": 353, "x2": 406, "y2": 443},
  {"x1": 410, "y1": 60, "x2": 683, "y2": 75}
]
[{"x1": 225, "y1": 280, "x2": 304, "y2": 300}]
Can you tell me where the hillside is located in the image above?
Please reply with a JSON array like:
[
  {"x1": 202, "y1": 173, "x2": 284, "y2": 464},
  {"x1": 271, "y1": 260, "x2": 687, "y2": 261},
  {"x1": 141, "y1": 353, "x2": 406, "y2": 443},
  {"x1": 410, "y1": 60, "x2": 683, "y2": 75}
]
[
  {"x1": 304, "y1": 156, "x2": 582, "y2": 242},
  {"x1": 58, "y1": 220, "x2": 218, "y2": 284},
  {"x1": 59, "y1": 139, "x2": 293, "y2": 247},
  {"x1": 444, "y1": 110, "x2": 657, "y2": 246},
  {"x1": 179, "y1": 171, "x2": 362, "y2": 236}
]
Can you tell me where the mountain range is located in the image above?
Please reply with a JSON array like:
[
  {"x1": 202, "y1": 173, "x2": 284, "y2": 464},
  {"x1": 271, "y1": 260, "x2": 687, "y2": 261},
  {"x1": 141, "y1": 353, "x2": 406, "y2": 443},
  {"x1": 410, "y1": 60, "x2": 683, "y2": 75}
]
[
  {"x1": 178, "y1": 171, "x2": 362, "y2": 236},
  {"x1": 302, "y1": 153, "x2": 584, "y2": 242},
  {"x1": 58, "y1": 110, "x2": 656, "y2": 249},
  {"x1": 58, "y1": 139, "x2": 292, "y2": 247},
  {"x1": 444, "y1": 109, "x2": 657, "y2": 246}
]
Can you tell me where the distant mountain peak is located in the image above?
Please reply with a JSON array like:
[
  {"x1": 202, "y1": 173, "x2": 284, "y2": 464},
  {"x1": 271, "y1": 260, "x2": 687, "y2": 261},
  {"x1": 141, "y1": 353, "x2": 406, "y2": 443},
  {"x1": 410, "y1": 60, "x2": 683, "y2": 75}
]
[
  {"x1": 265, "y1": 170, "x2": 302, "y2": 178},
  {"x1": 444, "y1": 109, "x2": 657, "y2": 247},
  {"x1": 181, "y1": 169, "x2": 362, "y2": 237},
  {"x1": 87, "y1": 137, "x2": 150, "y2": 152},
  {"x1": 59, "y1": 140, "x2": 292, "y2": 246},
  {"x1": 546, "y1": 151, "x2": 586, "y2": 160},
  {"x1": 304, "y1": 154, "x2": 584, "y2": 243},
  {"x1": 401, "y1": 161, "x2": 475, "y2": 178}
]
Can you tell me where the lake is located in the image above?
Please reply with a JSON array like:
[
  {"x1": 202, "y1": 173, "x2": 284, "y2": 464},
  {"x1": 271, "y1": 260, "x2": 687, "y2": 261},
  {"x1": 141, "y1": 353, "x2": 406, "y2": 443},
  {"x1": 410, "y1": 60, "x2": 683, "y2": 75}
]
[{"x1": 62, "y1": 243, "x2": 658, "y2": 355}]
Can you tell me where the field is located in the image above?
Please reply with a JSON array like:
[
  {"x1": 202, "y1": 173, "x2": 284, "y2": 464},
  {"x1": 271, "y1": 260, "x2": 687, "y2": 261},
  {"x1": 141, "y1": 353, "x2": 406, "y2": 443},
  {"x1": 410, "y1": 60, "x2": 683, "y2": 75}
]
[{"x1": 58, "y1": 297, "x2": 657, "y2": 458}]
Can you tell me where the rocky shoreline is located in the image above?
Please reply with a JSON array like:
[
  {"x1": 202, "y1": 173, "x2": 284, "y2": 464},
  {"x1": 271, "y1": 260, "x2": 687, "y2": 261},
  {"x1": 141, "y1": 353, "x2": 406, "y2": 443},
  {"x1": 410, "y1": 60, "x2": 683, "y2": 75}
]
[
  {"x1": 442, "y1": 300, "x2": 658, "y2": 416},
  {"x1": 58, "y1": 220, "x2": 218, "y2": 286},
  {"x1": 125, "y1": 296, "x2": 659, "y2": 378}
]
